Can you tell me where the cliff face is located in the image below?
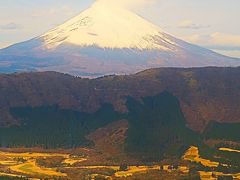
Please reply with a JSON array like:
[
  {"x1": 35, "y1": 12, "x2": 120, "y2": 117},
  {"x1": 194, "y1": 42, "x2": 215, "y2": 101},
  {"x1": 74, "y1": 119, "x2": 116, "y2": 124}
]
[{"x1": 0, "y1": 67, "x2": 240, "y2": 132}]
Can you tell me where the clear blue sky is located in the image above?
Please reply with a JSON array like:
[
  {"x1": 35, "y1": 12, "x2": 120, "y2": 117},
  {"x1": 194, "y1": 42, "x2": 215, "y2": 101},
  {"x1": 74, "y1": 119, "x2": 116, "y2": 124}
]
[{"x1": 1, "y1": 0, "x2": 240, "y2": 57}]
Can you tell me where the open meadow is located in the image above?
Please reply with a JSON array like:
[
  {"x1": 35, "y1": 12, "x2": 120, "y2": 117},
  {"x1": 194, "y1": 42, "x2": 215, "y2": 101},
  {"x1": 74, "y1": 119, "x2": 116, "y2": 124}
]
[{"x1": 0, "y1": 145, "x2": 239, "y2": 179}]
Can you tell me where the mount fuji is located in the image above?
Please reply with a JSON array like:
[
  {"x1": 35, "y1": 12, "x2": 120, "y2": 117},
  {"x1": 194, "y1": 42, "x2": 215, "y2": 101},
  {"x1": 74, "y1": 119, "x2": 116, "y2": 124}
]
[{"x1": 0, "y1": 0, "x2": 239, "y2": 77}]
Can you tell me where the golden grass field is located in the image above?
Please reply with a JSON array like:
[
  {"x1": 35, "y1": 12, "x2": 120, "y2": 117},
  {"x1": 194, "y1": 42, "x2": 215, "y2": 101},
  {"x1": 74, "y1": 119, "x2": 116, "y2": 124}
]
[
  {"x1": 0, "y1": 151, "x2": 69, "y2": 159},
  {"x1": 183, "y1": 146, "x2": 219, "y2": 167},
  {"x1": 73, "y1": 164, "x2": 189, "y2": 178},
  {"x1": 219, "y1": 147, "x2": 240, "y2": 153},
  {"x1": 0, "y1": 150, "x2": 85, "y2": 178},
  {"x1": 0, "y1": 146, "x2": 239, "y2": 179},
  {"x1": 11, "y1": 159, "x2": 66, "y2": 177},
  {"x1": 0, "y1": 149, "x2": 191, "y2": 179},
  {"x1": 63, "y1": 157, "x2": 87, "y2": 165},
  {"x1": 0, "y1": 172, "x2": 25, "y2": 178},
  {"x1": 115, "y1": 165, "x2": 164, "y2": 177},
  {"x1": 183, "y1": 146, "x2": 240, "y2": 180},
  {"x1": 199, "y1": 171, "x2": 240, "y2": 180}
]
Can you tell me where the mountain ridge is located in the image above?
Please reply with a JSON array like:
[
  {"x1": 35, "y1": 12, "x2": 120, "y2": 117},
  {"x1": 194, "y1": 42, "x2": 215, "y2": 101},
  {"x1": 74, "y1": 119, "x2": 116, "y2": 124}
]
[{"x1": 0, "y1": 67, "x2": 240, "y2": 132}]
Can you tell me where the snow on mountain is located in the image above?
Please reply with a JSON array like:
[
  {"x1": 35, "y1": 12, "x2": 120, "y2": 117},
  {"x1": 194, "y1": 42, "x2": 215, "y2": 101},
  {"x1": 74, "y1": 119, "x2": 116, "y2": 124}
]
[
  {"x1": 0, "y1": 0, "x2": 239, "y2": 77},
  {"x1": 41, "y1": 0, "x2": 175, "y2": 51}
]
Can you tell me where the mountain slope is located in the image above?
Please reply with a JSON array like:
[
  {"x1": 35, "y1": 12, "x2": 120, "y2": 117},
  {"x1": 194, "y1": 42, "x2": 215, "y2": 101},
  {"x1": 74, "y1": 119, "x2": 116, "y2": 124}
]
[
  {"x1": 0, "y1": 68, "x2": 240, "y2": 159},
  {"x1": 41, "y1": 0, "x2": 171, "y2": 50},
  {"x1": 0, "y1": 67, "x2": 240, "y2": 132},
  {"x1": 0, "y1": 92, "x2": 200, "y2": 160},
  {"x1": 0, "y1": 1, "x2": 239, "y2": 76},
  {"x1": 125, "y1": 92, "x2": 200, "y2": 160}
]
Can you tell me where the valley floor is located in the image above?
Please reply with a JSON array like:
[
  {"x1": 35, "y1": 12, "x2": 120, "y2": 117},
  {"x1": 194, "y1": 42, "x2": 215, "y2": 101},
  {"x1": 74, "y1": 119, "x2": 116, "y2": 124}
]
[{"x1": 0, "y1": 146, "x2": 239, "y2": 179}]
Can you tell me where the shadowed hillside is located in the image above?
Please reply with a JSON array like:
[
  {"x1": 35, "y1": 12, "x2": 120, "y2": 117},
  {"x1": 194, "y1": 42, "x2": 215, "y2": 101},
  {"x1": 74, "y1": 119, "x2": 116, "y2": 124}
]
[
  {"x1": 0, "y1": 67, "x2": 240, "y2": 160},
  {"x1": 0, "y1": 92, "x2": 201, "y2": 161},
  {"x1": 125, "y1": 92, "x2": 200, "y2": 160},
  {"x1": 0, "y1": 67, "x2": 240, "y2": 132}
]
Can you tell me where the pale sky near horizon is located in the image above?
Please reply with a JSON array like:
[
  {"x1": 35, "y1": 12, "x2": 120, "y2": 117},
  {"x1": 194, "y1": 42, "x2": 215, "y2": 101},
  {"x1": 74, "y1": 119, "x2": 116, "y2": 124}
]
[{"x1": 0, "y1": 0, "x2": 240, "y2": 57}]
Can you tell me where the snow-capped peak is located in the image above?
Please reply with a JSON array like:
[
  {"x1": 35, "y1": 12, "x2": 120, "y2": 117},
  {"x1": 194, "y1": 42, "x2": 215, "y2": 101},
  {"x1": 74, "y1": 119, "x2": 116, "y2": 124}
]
[{"x1": 41, "y1": 0, "x2": 176, "y2": 50}]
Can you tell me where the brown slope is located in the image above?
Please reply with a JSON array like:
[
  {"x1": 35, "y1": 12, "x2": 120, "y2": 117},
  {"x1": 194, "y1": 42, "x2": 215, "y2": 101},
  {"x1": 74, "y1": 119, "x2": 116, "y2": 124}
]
[{"x1": 0, "y1": 67, "x2": 240, "y2": 131}]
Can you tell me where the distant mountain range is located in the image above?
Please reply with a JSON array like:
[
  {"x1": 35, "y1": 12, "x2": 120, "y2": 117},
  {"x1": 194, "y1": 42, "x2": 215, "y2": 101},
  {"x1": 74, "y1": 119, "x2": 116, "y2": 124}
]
[{"x1": 0, "y1": 0, "x2": 239, "y2": 77}]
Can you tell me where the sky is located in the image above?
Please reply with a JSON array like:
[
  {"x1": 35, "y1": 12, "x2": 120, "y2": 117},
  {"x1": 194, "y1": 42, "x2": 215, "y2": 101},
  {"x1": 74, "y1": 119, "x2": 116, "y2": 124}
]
[{"x1": 0, "y1": 0, "x2": 240, "y2": 58}]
